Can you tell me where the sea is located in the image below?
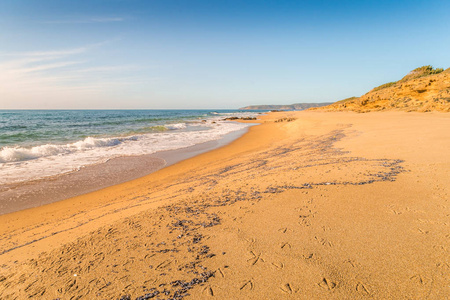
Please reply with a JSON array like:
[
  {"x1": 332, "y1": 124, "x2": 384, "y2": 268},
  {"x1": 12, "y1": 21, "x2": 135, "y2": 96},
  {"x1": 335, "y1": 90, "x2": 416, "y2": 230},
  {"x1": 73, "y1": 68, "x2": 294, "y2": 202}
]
[{"x1": 0, "y1": 109, "x2": 263, "y2": 185}]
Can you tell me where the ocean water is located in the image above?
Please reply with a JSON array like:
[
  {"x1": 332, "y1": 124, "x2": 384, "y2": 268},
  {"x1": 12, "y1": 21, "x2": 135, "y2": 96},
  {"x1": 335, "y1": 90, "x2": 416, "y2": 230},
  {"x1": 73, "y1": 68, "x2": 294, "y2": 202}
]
[{"x1": 0, "y1": 110, "x2": 262, "y2": 185}]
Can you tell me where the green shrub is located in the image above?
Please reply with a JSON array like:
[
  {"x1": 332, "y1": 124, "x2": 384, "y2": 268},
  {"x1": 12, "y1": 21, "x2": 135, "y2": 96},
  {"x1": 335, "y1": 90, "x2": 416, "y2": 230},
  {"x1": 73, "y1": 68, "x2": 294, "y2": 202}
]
[{"x1": 411, "y1": 65, "x2": 444, "y2": 75}]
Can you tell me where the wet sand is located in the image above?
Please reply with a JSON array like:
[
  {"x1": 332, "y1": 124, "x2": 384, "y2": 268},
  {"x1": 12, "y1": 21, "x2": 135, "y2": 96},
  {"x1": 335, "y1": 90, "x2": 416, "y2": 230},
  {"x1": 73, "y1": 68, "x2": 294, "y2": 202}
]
[{"x1": 0, "y1": 111, "x2": 449, "y2": 299}]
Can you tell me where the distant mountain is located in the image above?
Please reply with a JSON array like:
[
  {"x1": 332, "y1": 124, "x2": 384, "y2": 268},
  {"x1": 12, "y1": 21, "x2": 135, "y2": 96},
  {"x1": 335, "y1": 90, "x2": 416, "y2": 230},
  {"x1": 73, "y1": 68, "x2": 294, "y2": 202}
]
[
  {"x1": 312, "y1": 65, "x2": 450, "y2": 112},
  {"x1": 239, "y1": 102, "x2": 333, "y2": 110}
]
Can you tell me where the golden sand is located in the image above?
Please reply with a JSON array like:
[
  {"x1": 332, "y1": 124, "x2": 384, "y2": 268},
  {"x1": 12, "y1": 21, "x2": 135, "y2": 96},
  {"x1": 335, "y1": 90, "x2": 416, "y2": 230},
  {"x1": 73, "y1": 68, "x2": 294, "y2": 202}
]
[
  {"x1": 312, "y1": 67, "x2": 450, "y2": 113},
  {"x1": 0, "y1": 111, "x2": 449, "y2": 299}
]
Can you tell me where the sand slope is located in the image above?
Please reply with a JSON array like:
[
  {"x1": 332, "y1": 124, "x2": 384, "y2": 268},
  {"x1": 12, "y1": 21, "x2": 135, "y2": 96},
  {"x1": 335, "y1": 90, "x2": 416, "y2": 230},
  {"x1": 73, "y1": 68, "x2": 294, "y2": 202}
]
[
  {"x1": 313, "y1": 66, "x2": 450, "y2": 112},
  {"x1": 0, "y1": 111, "x2": 449, "y2": 299}
]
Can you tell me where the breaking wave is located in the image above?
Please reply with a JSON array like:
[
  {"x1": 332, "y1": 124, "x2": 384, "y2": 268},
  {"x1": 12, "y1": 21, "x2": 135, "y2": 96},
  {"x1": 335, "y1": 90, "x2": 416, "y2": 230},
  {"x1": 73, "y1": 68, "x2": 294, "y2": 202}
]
[{"x1": 0, "y1": 136, "x2": 138, "y2": 163}]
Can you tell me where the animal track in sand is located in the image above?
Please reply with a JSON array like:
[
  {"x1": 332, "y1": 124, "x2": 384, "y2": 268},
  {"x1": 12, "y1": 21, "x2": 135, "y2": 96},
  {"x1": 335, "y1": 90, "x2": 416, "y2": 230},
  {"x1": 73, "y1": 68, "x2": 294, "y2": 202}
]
[
  {"x1": 298, "y1": 218, "x2": 311, "y2": 227},
  {"x1": 417, "y1": 228, "x2": 430, "y2": 234},
  {"x1": 280, "y1": 242, "x2": 291, "y2": 249},
  {"x1": 216, "y1": 268, "x2": 225, "y2": 277},
  {"x1": 296, "y1": 206, "x2": 316, "y2": 227},
  {"x1": 344, "y1": 259, "x2": 361, "y2": 268},
  {"x1": 280, "y1": 283, "x2": 298, "y2": 294},
  {"x1": 243, "y1": 237, "x2": 256, "y2": 244},
  {"x1": 314, "y1": 236, "x2": 333, "y2": 247},
  {"x1": 356, "y1": 282, "x2": 370, "y2": 294},
  {"x1": 318, "y1": 278, "x2": 337, "y2": 290},
  {"x1": 278, "y1": 227, "x2": 288, "y2": 233},
  {"x1": 240, "y1": 280, "x2": 254, "y2": 291},
  {"x1": 410, "y1": 274, "x2": 428, "y2": 285},
  {"x1": 321, "y1": 226, "x2": 331, "y2": 232},
  {"x1": 202, "y1": 285, "x2": 215, "y2": 296},
  {"x1": 271, "y1": 262, "x2": 284, "y2": 269},
  {"x1": 247, "y1": 251, "x2": 264, "y2": 265}
]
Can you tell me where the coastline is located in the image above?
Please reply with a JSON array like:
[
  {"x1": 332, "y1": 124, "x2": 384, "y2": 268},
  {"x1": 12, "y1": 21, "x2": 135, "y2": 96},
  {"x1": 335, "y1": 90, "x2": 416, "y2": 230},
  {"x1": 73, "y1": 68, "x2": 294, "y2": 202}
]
[
  {"x1": 0, "y1": 124, "x2": 255, "y2": 215},
  {"x1": 0, "y1": 111, "x2": 449, "y2": 299}
]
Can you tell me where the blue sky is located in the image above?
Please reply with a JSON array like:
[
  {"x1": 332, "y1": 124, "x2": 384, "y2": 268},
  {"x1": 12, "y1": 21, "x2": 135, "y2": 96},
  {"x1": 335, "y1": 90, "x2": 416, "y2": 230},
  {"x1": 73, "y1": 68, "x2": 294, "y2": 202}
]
[{"x1": 0, "y1": 0, "x2": 449, "y2": 109}]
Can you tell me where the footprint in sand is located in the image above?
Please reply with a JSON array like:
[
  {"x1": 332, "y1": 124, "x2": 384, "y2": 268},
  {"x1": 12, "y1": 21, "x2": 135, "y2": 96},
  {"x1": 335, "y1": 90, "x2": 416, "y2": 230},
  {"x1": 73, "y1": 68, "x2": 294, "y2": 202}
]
[
  {"x1": 344, "y1": 259, "x2": 361, "y2": 268},
  {"x1": 271, "y1": 262, "x2": 284, "y2": 269},
  {"x1": 314, "y1": 236, "x2": 333, "y2": 247},
  {"x1": 298, "y1": 218, "x2": 311, "y2": 227},
  {"x1": 417, "y1": 228, "x2": 429, "y2": 234},
  {"x1": 356, "y1": 282, "x2": 370, "y2": 295},
  {"x1": 247, "y1": 251, "x2": 264, "y2": 265},
  {"x1": 318, "y1": 278, "x2": 337, "y2": 290},
  {"x1": 278, "y1": 227, "x2": 288, "y2": 233},
  {"x1": 280, "y1": 242, "x2": 291, "y2": 249},
  {"x1": 217, "y1": 268, "x2": 226, "y2": 278},
  {"x1": 244, "y1": 237, "x2": 256, "y2": 244},
  {"x1": 240, "y1": 280, "x2": 254, "y2": 291},
  {"x1": 203, "y1": 285, "x2": 215, "y2": 296},
  {"x1": 410, "y1": 274, "x2": 427, "y2": 285},
  {"x1": 280, "y1": 283, "x2": 297, "y2": 294}
]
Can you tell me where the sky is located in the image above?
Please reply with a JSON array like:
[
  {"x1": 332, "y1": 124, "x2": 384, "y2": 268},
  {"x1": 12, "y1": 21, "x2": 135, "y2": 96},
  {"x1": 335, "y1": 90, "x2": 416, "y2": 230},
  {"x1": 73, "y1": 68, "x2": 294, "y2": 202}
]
[{"x1": 0, "y1": 0, "x2": 449, "y2": 109}]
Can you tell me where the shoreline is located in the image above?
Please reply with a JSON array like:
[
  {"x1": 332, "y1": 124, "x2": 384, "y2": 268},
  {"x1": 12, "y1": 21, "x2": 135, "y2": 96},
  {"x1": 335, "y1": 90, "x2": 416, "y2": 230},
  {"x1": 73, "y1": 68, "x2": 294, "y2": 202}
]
[
  {"x1": 0, "y1": 109, "x2": 260, "y2": 187},
  {"x1": 0, "y1": 123, "x2": 255, "y2": 215},
  {"x1": 0, "y1": 111, "x2": 448, "y2": 299}
]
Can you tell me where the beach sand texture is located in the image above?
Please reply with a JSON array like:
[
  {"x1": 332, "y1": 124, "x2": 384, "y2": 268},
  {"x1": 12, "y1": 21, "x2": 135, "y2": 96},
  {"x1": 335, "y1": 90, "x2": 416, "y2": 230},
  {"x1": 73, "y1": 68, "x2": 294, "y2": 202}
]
[{"x1": 0, "y1": 111, "x2": 449, "y2": 299}]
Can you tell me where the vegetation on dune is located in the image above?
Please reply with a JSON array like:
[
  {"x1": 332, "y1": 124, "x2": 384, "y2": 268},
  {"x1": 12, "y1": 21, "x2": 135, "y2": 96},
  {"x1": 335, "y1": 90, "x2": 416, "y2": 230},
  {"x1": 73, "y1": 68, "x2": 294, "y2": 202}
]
[
  {"x1": 400, "y1": 65, "x2": 444, "y2": 81},
  {"x1": 372, "y1": 81, "x2": 398, "y2": 92},
  {"x1": 372, "y1": 66, "x2": 443, "y2": 92},
  {"x1": 411, "y1": 65, "x2": 444, "y2": 75},
  {"x1": 333, "y1": 96, "x2": 359, "y2": 104}
]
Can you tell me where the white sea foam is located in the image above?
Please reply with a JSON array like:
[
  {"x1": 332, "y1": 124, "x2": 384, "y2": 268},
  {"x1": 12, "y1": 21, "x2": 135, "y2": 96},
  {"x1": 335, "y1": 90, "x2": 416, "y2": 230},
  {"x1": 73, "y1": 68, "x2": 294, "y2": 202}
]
[
  {"x1": 164, "y1": 123, "x2": 187, "y2": 130},
  {"x1": 0, "y1": 119, "x2": 254, "y2": 185},
  {"x1": 0, "y1": 136, "x2": 138, "y2": 163}
]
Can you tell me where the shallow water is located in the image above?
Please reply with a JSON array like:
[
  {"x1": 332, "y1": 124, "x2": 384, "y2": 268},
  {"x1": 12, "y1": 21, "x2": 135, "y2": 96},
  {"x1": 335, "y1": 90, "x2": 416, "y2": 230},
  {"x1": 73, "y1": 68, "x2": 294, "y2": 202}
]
[{"x1": 0, "y1": 109, "x2": 262, "y2": 184}]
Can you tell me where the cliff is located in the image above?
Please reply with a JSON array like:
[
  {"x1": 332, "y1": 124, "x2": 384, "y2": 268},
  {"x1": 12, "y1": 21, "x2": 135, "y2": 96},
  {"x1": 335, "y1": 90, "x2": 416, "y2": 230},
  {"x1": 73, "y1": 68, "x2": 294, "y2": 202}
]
[{"x1": 312, "y1": 66, "x2": 450, "y2": 112}]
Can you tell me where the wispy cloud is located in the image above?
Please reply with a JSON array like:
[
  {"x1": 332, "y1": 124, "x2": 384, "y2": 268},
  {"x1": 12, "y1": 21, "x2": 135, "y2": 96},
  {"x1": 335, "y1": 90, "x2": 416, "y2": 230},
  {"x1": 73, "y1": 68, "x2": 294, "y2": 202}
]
[
  {"x1": 42, "y1": 17, "x2": 125, "y2": 24},
  {"x1": 1, "y1": 41, "x2": 114, "y2": 58},
  {"x1": 0, "y1": 43, "x2": 144, "y2": 108},
  {"x1": 12, "y1": 61, "x2": 85, "y2": 74}
]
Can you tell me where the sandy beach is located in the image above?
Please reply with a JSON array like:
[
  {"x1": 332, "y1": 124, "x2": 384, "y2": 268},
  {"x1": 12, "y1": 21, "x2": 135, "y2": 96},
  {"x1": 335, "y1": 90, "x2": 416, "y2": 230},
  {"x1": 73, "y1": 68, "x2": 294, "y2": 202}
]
[
  {"x1": 0, "y1": 111, "x2": 449, "y2": 299},
  {"x1": 0, "y1": 125, "x2": 252, "y2": 216}
]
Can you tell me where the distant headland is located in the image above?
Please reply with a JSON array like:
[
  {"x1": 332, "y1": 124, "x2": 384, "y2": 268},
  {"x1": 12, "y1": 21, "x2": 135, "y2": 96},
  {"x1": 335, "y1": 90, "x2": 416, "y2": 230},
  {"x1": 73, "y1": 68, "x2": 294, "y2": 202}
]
[
  {"x1": 241, "y1": 66, "x2": 450, "y2": 113},
  {"x1": 239, "y1": 102, "x2": 333, "y2": 110}
]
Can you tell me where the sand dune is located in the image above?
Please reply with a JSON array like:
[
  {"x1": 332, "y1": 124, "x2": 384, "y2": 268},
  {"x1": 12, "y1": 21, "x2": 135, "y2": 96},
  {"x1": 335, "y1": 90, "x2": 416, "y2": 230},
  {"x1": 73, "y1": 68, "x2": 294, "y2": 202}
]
[
  {"x1": 313, "y1": 66, "x2": 450, "y2": 112},
  {"x1": 0, "y1": 111, "x2": 449, "y2": 299}
]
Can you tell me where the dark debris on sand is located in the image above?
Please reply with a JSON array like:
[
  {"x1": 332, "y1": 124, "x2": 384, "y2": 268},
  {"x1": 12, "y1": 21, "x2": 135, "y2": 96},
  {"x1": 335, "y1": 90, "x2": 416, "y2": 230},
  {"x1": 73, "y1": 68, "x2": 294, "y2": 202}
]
[{"x1": 118, "y1": 129, "x2": 406, "y2": 300}]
